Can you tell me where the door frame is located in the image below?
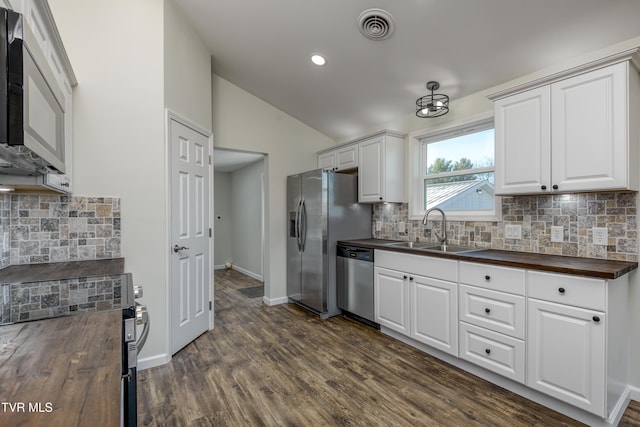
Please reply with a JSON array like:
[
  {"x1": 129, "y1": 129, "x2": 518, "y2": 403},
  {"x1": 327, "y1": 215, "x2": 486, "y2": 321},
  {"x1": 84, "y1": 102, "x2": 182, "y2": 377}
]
[{"x1": 165, "y1": 109, "x2": 214, "y2": 359}]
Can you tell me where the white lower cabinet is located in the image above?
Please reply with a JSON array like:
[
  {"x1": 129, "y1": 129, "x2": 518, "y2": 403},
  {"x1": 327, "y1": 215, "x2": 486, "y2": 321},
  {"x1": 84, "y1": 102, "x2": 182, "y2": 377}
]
[
  {"x1": 527, "y1": 298, "x2": 605, "y2": 416},
  {"x1": 374, "y1": 266, "x2": 409, "y2": 335},
  {"x1": 458, "y1": 262, "x2": 526, "y2": 383},
  {"x1": 459, "y1": 322, "x2": 525, "y2": 383},
  {"x1": 410, "y1": 275, "x2": 458, "y2": 355},
  {"x1": 374, "y1": 250, "x2": 458, "y2": 356},
  {"x1": 374, "y1": 252, "x2": 630, "y2": 421}
]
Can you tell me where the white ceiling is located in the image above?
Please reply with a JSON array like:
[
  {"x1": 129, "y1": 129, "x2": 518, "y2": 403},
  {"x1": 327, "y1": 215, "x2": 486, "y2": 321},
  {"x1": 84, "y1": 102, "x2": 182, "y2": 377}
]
[
  {"x1": 214, "y1": 149, "x2": 264, "y2": 172},
  {"x1": 176, "y1": 0, "x2": 640, "y2": 141}
]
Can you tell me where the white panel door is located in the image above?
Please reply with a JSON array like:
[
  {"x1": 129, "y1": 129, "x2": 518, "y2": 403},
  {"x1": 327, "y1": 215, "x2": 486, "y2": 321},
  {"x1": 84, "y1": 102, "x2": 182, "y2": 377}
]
[
  {"x1": 410, "y1": 275, "x2": 458, "y2": 356},
  {"x1": 358, "y1": 136, "x2": 384, "y2": 202},
  {"x1": 374, "y1": 267, "x2": 409, "y2": 335},
  {"x1": 527, "y1": 298, "x2": 606, "y2": 416},
  {"x1": 170, "y1": 118, "x2": 211, "y2": 355},
  {"x1": 551, "y1": 62, "x2": 628, "y2": 192},
  {"x1": 494, "y1": 86, "x2": 550, "y2": 195}
]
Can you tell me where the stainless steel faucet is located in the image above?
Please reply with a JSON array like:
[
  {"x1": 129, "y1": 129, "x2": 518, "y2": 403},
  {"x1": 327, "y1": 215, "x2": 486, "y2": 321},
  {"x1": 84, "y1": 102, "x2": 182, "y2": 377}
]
[{"x1": 422, "y1": 207, "x2": 447, "y2": 246}]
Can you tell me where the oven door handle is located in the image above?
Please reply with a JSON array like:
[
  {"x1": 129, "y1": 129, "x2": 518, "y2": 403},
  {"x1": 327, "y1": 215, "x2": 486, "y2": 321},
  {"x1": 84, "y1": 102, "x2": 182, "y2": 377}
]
[{"x1": 135, "y1": 303, "x2": 150, "y2": 352}]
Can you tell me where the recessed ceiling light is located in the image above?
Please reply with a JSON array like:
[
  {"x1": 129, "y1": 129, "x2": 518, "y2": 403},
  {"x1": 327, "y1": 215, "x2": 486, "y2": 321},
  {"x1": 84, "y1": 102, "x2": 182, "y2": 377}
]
[{"x1": 311, "y1": 54, "x2": 326, "y2": 66}]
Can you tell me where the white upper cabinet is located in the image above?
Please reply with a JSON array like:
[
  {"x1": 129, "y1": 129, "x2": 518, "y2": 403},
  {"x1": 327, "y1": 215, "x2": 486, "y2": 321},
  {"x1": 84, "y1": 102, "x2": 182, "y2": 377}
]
[
  {"x1": 317, "y1": 143, "x2": 358, "y2": 171},
  {"x1": 491, "y1": 54, "x2": 639, "y2": 195},
  {"x1": 494, "y1": 86, "x2": 551, "y2": 194},
  {"x1": 317, "y1": 130, "x2": 405, "y2": 203},
  {"x1": 358, "y1": 131, "x2": 405, "y2": 203}
]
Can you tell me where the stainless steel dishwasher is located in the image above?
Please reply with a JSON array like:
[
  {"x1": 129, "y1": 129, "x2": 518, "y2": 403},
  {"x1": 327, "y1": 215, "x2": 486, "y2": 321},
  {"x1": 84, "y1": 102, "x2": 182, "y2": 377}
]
[{"x1": 337, "y1": 244, "x2": 376, "y2": 324}]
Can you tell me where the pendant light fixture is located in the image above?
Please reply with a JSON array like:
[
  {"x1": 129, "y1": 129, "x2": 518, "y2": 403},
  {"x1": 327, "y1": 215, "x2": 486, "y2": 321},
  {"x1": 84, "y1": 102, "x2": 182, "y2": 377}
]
[{"x1": 416, "y1": 81, "x2": 449, "y2": 118}]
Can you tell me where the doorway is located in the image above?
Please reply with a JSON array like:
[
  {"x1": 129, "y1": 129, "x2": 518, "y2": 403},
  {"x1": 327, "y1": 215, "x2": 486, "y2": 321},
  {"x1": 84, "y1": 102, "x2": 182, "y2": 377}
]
[{"x1": 213, "y1": 149, "x2": 266, "y2": 282}]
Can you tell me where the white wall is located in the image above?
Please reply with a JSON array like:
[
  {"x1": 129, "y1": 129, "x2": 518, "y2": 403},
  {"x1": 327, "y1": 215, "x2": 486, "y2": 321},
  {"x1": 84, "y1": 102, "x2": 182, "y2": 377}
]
[
  {"x1": 211, "y1": 75, "x2": 334, "y2": 303},
  {"x1": 214, "y1": 172, "x2": 232, "y2": 268},
  {"x1": 50, "y1": 0, "x2": 212, "y2": 366},
  {"x1": 231, "y1": 160, "x2": 264, "y2": 279},
  {"x1": 164, "y1": 0, "x2": 212, "y2": 131}
]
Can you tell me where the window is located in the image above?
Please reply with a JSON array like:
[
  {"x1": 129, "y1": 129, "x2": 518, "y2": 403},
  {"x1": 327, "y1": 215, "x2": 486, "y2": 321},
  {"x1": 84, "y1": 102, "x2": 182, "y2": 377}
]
[{"x1": 409, "y1": 116, "x2": 499, "y2": 221}]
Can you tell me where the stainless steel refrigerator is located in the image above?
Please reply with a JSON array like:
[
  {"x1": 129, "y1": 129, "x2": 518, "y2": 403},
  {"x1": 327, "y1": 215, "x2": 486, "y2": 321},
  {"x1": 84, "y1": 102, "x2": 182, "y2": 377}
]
[{"x1": 287, "y1": 169, "x2": 371, "y2": 318}]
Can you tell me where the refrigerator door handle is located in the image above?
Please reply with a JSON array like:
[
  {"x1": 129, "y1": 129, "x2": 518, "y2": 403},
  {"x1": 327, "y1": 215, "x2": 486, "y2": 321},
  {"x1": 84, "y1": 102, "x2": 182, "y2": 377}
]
[
  {"x1": 295, "y1": 198, "x2": 302, "y2": 251},
  {"x1": 301, "y1": 198, "x2": 307, "y2": 252}
]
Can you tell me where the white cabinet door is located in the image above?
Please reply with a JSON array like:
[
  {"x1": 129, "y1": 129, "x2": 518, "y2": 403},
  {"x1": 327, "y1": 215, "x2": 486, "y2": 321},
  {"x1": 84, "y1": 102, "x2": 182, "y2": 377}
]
[
  {"x1": 374, "y1": 266, "x2": 409, "y2": 335},
  {"x1": 494, "y1": 86, "x2": 551, "y2": 195},
  {"x1": 527, "y1": 298, "x2": 606, "y2": 416},
  {"x1": 493, "y1": 61, "x2": 638, "y2": 195},
  {"x1": 317, "y1": 151, "x2": 336, "y2": 170},
  {"x1": 551, "y1": 62, "x2": 629, "y2": 192},
  {"x1": 410, "y1": 275, "x2": 458, "y2": 356},
  {"x1": 359, "y1": 135, "x2": 384, "y2": 202},
  {"x1": 335, "y1": 144, "x2": 358, "y2": 170}
]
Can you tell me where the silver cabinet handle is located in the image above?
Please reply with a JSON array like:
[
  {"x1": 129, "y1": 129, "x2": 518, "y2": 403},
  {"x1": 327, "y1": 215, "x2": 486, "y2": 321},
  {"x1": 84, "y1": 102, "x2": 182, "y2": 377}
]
[{"x1": 173, "y1": 245, "x2": 189, "y2": 253}]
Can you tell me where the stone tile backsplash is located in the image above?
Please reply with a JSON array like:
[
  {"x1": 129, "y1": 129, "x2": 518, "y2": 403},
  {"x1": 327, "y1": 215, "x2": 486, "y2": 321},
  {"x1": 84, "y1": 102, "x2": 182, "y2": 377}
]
[
  {"x1": 372, "y1": 192, "x2": 637, "y2": 262},
  {"x1": 0, "y1": 194, "x2": 121, "y2": 266},
  {"x1": 0, "y1": 193, "x2": 9, "y2": 268},
  {"x1": 1, "y1": 274, "x2": 124, "y2": 324}
]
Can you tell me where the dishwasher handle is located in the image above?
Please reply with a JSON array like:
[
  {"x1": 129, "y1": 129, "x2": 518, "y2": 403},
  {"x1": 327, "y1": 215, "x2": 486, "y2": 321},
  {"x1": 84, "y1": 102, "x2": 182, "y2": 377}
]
[{"x1": 337, "y1": 245, "x2": 374, "y2": 262}]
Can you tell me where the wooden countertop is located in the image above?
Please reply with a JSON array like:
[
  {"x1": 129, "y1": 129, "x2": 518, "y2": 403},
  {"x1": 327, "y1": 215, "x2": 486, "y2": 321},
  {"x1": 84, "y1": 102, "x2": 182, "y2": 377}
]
[
  {"x1": 0, "y1": 258, "x2": 125, "y2": 284},
  {"x1": 339, "y1": 239, "x2": 637, "y2": 279},
  {"x1": 0, "y1": 310, "x2": 121, "y2": 426}
]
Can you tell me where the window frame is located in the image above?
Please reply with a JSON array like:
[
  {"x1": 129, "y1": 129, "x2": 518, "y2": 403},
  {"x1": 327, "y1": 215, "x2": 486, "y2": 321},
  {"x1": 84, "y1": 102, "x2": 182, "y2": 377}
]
[{"x1": 407, "y1": 112, "x2": 501, "y2": 221}]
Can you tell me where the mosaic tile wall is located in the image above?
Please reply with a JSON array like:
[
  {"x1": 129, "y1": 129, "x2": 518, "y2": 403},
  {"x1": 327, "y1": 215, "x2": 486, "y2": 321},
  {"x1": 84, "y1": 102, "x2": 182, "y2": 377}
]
[
  {"x1": 0, "y1": 193, "x2": 9, "y2": 268},
  {"x1": 2, "y1": 194, "x2": 121, "y2": 265},
  {"x1": 0, "y1": 274, "x2": 124, "y2": 324},
  {"x1": 372, "y1": 192, "x2": 638, "y2": 262}
]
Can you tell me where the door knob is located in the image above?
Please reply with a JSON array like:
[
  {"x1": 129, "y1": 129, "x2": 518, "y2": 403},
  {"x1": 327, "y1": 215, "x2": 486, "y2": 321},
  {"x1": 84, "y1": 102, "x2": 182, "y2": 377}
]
[{"x1": 173, "y1": 245, "x2": 189, "y2": 253}]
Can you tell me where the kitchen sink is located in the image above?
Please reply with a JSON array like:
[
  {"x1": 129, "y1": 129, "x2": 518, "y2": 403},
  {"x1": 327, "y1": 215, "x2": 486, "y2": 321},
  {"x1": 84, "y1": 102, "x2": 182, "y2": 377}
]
[
  {"x1": 421, "y1": 244, "x2": 484, "y2": 253},
  {"x1": 385, "y1": 241, "x2": 434, "y2": 249}
]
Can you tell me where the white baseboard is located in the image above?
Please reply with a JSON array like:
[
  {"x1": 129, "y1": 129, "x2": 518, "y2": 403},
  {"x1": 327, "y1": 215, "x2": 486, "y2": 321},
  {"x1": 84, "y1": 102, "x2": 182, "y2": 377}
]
[
  {"x1": 263, "y1": 295, "x2": 288, "y2": 306},
  {"x1": 137, "y1": 353, "x2": 171, "y2": 371},
  {"x1": 630, "y1": 385, "x2": 640, "y2": 401},
  {"x1": 214, "y1": 264, "x2": 227, "y2": 270},
  {"x1": 230, "y1": 265, "x2": 263, "y2": 282}
]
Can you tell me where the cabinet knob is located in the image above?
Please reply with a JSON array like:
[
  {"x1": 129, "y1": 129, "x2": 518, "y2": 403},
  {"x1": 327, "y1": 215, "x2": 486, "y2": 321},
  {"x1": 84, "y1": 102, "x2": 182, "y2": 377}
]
[
  {"x1": 484, "y1": 308, "x2": 491, "y2": 314},
  {"x1": 409, "y1": 277, "x2": 414, "y2": 281},
  {"x1": 403, "y1": 275, "x2": 408, "y2": 280},
  {"x1": 485, "y1": 348, "x2": 491, "y2": 355},
  {"x1": 593, "y1": 316, "x2": 600, "y2": 323},
  {"x1": 552, "y1": 184, "x2": 559, "y2": 190},
  {"x1": 558, "y1": 287, "x2": 565, "y2": 294},
  {"x1": 484, "y1": 275, "x2": 491, "y2": 281},
  {"x1": 379, "y1": 197, "x2": 383, "y2": 201},
  {"x1": 541, "y1": 185, "x2": 547, "y2": 190}
]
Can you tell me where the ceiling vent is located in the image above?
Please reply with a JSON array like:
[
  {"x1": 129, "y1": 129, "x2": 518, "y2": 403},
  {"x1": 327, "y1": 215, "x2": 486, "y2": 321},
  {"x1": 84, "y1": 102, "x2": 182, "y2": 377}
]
[{"x1": 358, "y1": 9, "x2": 394, "y2": 41}]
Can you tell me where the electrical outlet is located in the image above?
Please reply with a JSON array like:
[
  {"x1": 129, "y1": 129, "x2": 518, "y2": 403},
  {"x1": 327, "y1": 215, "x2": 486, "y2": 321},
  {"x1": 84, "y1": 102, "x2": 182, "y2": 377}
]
[
  {"x1": 593, "y1": 227, "x2": 608, "y2": 246},
  {"x1": 505, "y1": 224, "x2": 522, "y2": 239},
  {"x1": 550, "y1": 226, "x2": 564, "y2": 243},
  {"x1": 398, "y1": 222, "x2": 405, "y2": 233},
  {"x1": 375, "y1": 221, "x2": 382, "y2": 231}
]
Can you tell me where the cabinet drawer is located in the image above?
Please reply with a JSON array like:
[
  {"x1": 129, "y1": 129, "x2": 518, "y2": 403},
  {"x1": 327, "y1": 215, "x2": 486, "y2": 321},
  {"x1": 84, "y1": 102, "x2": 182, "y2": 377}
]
[
  {"x1": 459, "y1": 322, "x2": 525, "y2": 383},
  {"x1": 527, "y1": 271, "x2": 605, "y2": 311},
  {"x1": 376, "y1": 250, "x2": 457, "y2": 282},
  {"x1": 459, "y1": 284, "x2": 525, "y2": 339},
  {"x1": 459, "y1": 262, "x2": 525, "y2": 295}
]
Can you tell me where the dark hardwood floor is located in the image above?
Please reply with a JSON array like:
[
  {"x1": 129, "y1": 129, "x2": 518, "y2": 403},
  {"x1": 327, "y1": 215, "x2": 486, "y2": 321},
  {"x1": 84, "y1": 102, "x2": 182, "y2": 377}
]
[{"x1": 138, "y1": 269, "x2": 640, "y2": 426}]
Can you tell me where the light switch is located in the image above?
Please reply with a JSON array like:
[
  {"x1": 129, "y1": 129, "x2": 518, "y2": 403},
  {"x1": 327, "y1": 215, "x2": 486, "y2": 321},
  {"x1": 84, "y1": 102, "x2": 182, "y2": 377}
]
[
  {"x1": 375, "y1": 221, "x2": 382, "y2": 231},
  {"x1": 398, "y1": 222, "x2": 405, "y2": 233}
]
